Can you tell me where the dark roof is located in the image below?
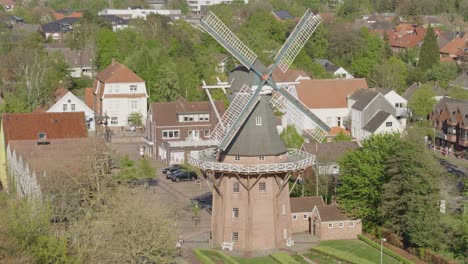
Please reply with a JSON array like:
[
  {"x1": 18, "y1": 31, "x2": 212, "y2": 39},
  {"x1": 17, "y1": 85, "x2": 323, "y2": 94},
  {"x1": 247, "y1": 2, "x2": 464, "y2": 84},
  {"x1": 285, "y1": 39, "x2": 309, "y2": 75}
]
[
  {"x1": 41, "y1": 17, "x2": 79, "y2": 33},
  {"x1": 271, "y1": 10, "x2": 293, "y2": 20},
  {"x1": 224, "y1": 96, "x2": 288, "y2": 156},
  {"x1": 149, "y1": 100, "x2": 225, "y2": 127},
  {"x1": 315, "y1": 205, "x2": 351, "y2": 221},
  {"x1": 315, "y1": 59, "x2": 340, "y2": 72},
  {"x1": 100, "y1": 15, "x2": 128, "y2": 25},
  {"x1": 362, "y1": 111, "x2": 391, "y2": 132},
  {"x1": 1, "y1": 112, "x2": 88, "y2": 144},
  {"x1": 12, "y1": 23, "x2": 40, "y2": 33},
  {"x1": 369, "y1": 21, "x2": 393, "y2": 31},
  {"x1": 302, "y1": 141, "x2": 360, "y2": 162},
  {"x1": 44, "y1": 43, "x2": 94, "y2": 67},
  {"x1": 228, "y1": 61, "x2": 267, "y2": 94},
  {"x1": 350, "y1": 90, "x2": 379, "y2": 110},
  {"x1": 290, "y1": 197, "x2": 325, "y2": 213},
  {"x1": 369, "y1": 87, "x2": 391, "y2": 95},
  {"x1": 450, "y1": 72, "x2": 468, "y2": 89},
  {"x1": 403, "y1": 82, "x2": 450, "y2": 101}
]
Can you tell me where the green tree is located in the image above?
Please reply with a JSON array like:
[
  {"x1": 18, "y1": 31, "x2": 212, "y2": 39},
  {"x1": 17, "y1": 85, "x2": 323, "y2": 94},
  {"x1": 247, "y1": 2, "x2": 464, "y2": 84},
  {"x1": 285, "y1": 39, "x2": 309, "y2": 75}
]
[
  {"x1": 96, "y1": 28, "x2": 120, "y2": 69},
  {"x1": 137, "y1": 158, "x2": 156, "y2": 180},
  {"x1": 368, "y1": 56, "x2": 408, "y2": 94},
  {"x1": 380, "y1": 131, "x2": 442, "y2": 249},
  {"x1": 382, "y1": 31, "x2": 393, "y2": 59},
  {"x1": 128, "y1": 112, "x2": 143, "y2": 127},
  {"x1": 408, "y1": 84, "x2": 436, "y2": 118},
  {"x1": 333, "y1": 131, "x2": 352, "y2": 142},
  {"x1": 449, "y1": 86, "x2": 468, "y2": 100},
  {"x1": 419, "y1": 27, "x2": 439, "y2": 71},
  {"x1": 337, "y1": 133, "x2": 401, "y2": 229},
  {"x1": 280, "y1": 125, "x2": 305, "y2": 149},
  {"x1": 426, "y1": 62, "x2": 459, "y2": 88}
]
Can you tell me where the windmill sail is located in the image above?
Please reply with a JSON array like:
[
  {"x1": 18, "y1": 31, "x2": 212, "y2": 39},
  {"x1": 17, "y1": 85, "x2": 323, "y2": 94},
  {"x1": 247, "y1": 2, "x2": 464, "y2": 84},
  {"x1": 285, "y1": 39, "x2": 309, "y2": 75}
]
[
  {"x1": 274, "y1": 10, "x2": 321, "y2": 73},
  {"x1": 201, "y1": 11, "x2": 258, "y2": 69}
]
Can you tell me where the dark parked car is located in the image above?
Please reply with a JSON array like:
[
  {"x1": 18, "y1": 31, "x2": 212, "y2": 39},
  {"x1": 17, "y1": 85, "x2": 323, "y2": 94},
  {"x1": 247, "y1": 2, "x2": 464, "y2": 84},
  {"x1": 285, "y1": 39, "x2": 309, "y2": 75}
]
[
  {"x1": 166, "y1": 169, "x2": 184, "y2": 179},
  {"x1": 163, "y1": 164, "x2": 182, "y2": 174},
  {"x1": 171, "y1": 171, "x2": 198, "y2": 182}
]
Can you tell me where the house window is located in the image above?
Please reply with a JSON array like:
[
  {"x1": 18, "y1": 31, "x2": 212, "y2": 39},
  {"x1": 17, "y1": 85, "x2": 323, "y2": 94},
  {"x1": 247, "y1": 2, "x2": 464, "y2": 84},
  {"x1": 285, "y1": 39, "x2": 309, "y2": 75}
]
[
  {"x1": 188, "y1": 130, "x2": 199, "y2": 139},
  {"x1": 71, "y1": 104, "x2": 75, "y2": 111},
  {"x1": 232, "y1": 208, "x2": 239, "y2": 218},
  {"x1": 204, "y1": 130, "x2": 210, "y2": 137},
  {"x1": 259, "y1": 156, "x2": 265, "y2": 161},
  {"x1": 63, "y1": 104, "x2": 67, "y2": 111},
  {"x1": 162, "y1": 130, "x2": 180, "y2": 139},
  {"x1": 131, "y1": 100, "x2": 138, "y2": 110},
  {"x1": 232, "y1": 232, "x2": 238, "y2": 243},
  {"x1": 282, "y1": 204, "x2": 286, "y2": 215},
  {"x1": 386, "y1": 122, "x2": 392, "y2": 127},
  {"x1": 350, "y1": 221, "x2": 355, "y2": 228},
  {"x1": 38, "y1": 132, "x2": 46, "y2": 140},
  {"x1": 292, "y1": 215, "x2": 297, "y2": 220},
  {"x1": 234, "y1": 155, "x2": 240, "y2": 161},
  {"x1": 255, "y1": 116, "x2": 262, "y2": 126},
  {"x1": 303, "y1": 214, "x2": 308, "y2": 220},
  {"x1": 339, "y1": 222, "x2": 344, "y2": 228},
  {"x1": 328, "y1": 223, "x2": 333, "y2": 229},
  {"x1": 233, "y1": 182, "x2": 240, "y2": 193},
  {"x1": 259, "y1": 182, "x2": 266, "y2": 192},
  {"x1": 130, "y1": 85, "x2": 137, "y2": 92},
  {"x1": 283, "y1": 228, "x2": 287, "y2": 239},
  {"x1": 111, "y1": 117, "x2": 118, "y2": 124},
  {"x1": 337, "y1": 117, "x2": 341, "y2": 127}
]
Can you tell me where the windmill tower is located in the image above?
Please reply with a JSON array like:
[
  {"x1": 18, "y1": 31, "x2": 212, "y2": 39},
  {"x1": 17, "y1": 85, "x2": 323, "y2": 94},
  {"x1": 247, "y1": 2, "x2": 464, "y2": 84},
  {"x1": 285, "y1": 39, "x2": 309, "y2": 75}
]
[{"x1": 189, "y1": 10, "x2": 330, "y2": 251}]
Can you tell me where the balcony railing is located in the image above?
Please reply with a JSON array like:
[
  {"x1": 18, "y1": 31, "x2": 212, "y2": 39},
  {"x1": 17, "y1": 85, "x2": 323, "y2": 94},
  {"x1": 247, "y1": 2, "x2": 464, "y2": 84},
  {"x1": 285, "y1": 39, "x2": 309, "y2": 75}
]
[
  {"x1": 188, "y1": 148, "x2": 316, "y2": 174},
  {"x1": 169, "y1": 139, "x2": 217, "y2": 148}
]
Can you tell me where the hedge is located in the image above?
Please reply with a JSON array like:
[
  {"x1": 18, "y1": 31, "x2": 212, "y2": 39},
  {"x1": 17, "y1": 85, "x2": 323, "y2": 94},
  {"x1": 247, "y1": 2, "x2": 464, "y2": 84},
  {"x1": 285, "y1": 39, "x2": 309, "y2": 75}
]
[
  {"x1": 311, "y1": 246, "x2": 375, "y2": 264},
  {"x1": 358, "y1": 234, "x2": 414, "y2": 264},
  {"x1": 270, "y1": 252, "x2": 300, "y2": 264},
  {"x1": 193, "y1": 249, "x2": 240, "y2": 264}
]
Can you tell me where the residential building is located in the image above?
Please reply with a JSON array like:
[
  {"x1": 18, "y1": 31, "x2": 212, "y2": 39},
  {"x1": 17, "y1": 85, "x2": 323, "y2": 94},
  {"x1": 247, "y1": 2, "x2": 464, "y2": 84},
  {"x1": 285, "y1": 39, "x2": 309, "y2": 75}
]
[
  {"x1": 100, "y1": 15, "x2": 129, "y2": 31},
  {"x1": 369, "y1": 88, "x2": 408, "y2": 117},
  {"x1": 47, "y1": 89, "x2": 95, "y2": 131},
  {"x1": 92, "y1": 59, "x2": 148, "y2": 131},
  {"x1": 188, "y1": 0, "x2": 249, "y2": 14},
  {"x1": 53, "y1": 10, "x2": 84, "y2": 20},
  {"x1": 311, "y1": 204, "x2": 362, "y2": 240},
  {"x1": 98, "y1": 8, "x2": 182, "y2": 20},
  {"x1": 12, "y1": 23, "x2": 40, "y2": 34},
  {"x1": 290, "y1": 196, "x2": 325, "y2": 233},
  {"x1": 44, "y1": 43, "x2": 95, "y2": 78},
  {"x1": 403, "y1": 82, "x2": 449, "y2": 102},
  {"x1": 439, "y1": 36, "x2": 467, "y2": 64},
  {"x1": 348, "y1": 89, "x2": 405, "y2": 141},
  {"x1": 315, "y1": 59, "x2": 354, "y2": 79},
  {"x1": 146, "y1": 0, "x2": 166, "y2": 9},
  {"x1": 271, "y1": 10, "x2": 293, "y2": 21},
  {"x1": 372, "y1": 24, "x2": 427, "y2": 53},
  {"x1": 7, "y1": 138, "x2": 106, "y2": 199},
  {"x1": 272, "y1": 67, "x2": 310, "y2": 83},
  {"x1": 292, "y1": 78, "x2": 368, "y2": 129},
  {"x1": 39, "y1": 17, "x2": 79, "y2": 42},
  {"x1": 301, "y1": 141, "x2": 360, "y2": 175},
  {"x1": 0, "y1": 112, "x2": 88, "y2": 190},
  {"x1": 0, "y1": 0, "x2": 14, "y2": 11},
  {"x1": 429, "y1": 97, "x2": 468, "y2": 155},
  {"x1": 450, "y1": 72, "x2": 468, "y2": 90},
  {"x1": 145, "y1": 100, "x2": 225, "y2": 164}
]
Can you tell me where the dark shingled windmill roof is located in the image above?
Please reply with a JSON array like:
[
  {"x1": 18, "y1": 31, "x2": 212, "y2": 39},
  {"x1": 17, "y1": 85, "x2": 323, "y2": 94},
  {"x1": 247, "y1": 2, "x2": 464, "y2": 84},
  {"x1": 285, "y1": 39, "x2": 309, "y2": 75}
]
[{"x1": 224, "y1": 96, "x2": 287, "y2": 156}]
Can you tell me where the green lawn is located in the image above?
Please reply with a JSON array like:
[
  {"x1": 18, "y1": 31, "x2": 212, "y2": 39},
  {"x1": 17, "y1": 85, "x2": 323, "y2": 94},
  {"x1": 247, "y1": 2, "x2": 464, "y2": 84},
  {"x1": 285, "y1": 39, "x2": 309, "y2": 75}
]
[
  {"x1": 314, "y1": 240, "x2": 400, "y2": 264},
  {"x1": 235, "y1": 256, "x2": 278, "y2": 264}
]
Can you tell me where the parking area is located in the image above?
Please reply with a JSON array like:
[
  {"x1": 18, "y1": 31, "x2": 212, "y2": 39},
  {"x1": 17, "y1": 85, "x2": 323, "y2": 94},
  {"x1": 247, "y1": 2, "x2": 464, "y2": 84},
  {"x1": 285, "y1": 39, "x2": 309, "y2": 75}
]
[{"x1": 107, "y1": 141, "x2": 213, "y2": 244}]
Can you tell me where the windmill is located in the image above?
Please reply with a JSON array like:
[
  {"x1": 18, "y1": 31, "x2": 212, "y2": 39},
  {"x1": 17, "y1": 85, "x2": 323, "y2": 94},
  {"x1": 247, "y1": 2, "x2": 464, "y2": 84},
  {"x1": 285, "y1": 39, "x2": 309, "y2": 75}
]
[{"x1": 189, "y1": 10, "x2": 328, "y2": 251}]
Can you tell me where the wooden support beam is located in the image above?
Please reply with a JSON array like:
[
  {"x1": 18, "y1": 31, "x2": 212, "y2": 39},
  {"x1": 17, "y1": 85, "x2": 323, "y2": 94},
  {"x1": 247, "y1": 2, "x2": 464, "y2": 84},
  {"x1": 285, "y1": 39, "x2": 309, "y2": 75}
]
[{"x1": 247, "y1": 174, "x2": 263, "y2": 191}]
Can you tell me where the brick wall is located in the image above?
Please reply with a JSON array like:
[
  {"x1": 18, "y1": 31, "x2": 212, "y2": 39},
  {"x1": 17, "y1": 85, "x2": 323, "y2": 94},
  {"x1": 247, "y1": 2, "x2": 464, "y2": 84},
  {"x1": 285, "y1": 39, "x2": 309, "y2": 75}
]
[
  {"x1": 317, "y1": 220, "x2": 362, "y2": 240},
  {"x1": 291, "y1": 212, "x2": 311, "y2": 233}
]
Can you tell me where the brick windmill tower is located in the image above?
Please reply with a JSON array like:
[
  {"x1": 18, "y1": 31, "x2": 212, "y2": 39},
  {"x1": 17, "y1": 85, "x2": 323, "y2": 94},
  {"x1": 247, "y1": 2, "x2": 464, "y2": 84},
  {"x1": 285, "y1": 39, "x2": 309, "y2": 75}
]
[{"x1": 189, "y1": 10, "x2": 329, "y2": 251}]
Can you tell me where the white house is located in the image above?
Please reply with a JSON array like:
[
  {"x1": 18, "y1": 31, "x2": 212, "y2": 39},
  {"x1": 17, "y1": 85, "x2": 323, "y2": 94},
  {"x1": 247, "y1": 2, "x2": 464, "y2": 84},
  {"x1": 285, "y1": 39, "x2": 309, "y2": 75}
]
[
  {"x1": 185, "y1": 0, "x2": 249, "y2": 14},
  {"x1": 93, "y1": 59, "x2": 147, "y2": 130},
  {"x1": 348, "y1": 89, "x2": 405, "y2": 141},
  {"x1": 370, "y1": 88, "x2": 408, "y2": 117},
  {"x1": 44, "y1": 43, "x2": 95, "y2": 78},
  {"x1": 47, "y1": 89, "x2": 95, "y2": 131},
  {"x1": 98, "y1": 8, "x2": 182, "y2": 20},
  {"x1": 292, "y1": 78, "x2": 368, "y2": 129},
  {"x1": 315, "y1": 59, "x2": 354, "y2": 79}
]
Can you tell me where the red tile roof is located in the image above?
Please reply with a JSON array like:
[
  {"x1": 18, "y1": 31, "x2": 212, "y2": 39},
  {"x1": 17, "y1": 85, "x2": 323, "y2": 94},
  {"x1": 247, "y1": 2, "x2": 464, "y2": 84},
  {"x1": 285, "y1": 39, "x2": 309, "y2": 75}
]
[
  {"x1": 53, "y1": 11, "x2": 84, "y2": 20},
  {"x1": 440, "y1": 37, "x2": 466, "y2": 55},
  {"x1": 0, "y1": 0, "x2": 14, "y2": 6},
  {"x1": 84, "y1": 87, "x2": 94, "y2": 109},
  {"x1": 388, "y1": 27, "x2": 426, "y2": 49},
  {"x1": 327, "y1": 127, "x2": 351, "y2": 136},
  {"x1": 290, "y1": 197, "x2": 325, "y2": 213},
  {"x1": 272, "y1": 67, "x2": 310, "y2": 82},
  {"x1": 2, "y1": 112, "x2": 88, "y2": 144},
  {"x1": 295, "y1": 78, "x2": 368, "y2": 108},
  {"x1": 53, "y1": 87, "x2": 69, "y2": 101},
  {"x1": 95, "y1": 59, "x2": 144, "y2": 84}
]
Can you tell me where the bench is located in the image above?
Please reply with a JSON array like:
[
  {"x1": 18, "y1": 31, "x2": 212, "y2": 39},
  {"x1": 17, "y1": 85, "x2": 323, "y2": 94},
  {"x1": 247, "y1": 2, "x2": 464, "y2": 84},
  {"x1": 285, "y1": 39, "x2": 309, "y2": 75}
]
[
  {"x1": 286, "y1": 238, "x2": 295, "y2": 247},
  {"x1": 221, "y1": 242, "x2": 234, "y2": 251}
]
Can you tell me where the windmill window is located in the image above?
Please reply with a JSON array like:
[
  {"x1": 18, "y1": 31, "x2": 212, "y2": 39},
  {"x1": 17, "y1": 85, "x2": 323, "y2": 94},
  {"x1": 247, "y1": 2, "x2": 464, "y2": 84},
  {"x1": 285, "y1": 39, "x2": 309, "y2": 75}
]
[
  {"x1": 234, "y1": 155, "x2": 240, "y2": 161},
  {"x1": 233, "y1": 182, "x2": 240, "y2": 193},
  {"x1": 259, "y1": 182, "x2": 266, "y2": 192},
  {"x1": 259, "y1": 156, "x2": 265, "y2": 161},
  {"x1": 282, "y1": 204, "x2": 286, "y2": 215},
  {"x1": 232, "y1": 208, "x2": 239, "y2": 218},
  {"x1": 232, "y1": 232, "x2": 238, "y2": 243},
  {"x1": 283, "y1": 228, "x2": 287, "y2": 239},
  {"x1": 255, "y1": 116, "x2": 262, "y2": 126}
]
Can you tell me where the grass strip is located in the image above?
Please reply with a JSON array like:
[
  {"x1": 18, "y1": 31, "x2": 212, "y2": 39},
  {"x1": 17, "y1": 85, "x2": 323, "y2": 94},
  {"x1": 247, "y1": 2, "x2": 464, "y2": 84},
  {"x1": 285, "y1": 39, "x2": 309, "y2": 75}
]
[
  {"x1": 312, "y1": 246, "x2": 375, "y2": 264},
  {"x1": 358, "y1": 235, "x2": 414, "y2": 264},
  {"x1": 270, "y1": 252, "x2": 300, "y2": 264}
]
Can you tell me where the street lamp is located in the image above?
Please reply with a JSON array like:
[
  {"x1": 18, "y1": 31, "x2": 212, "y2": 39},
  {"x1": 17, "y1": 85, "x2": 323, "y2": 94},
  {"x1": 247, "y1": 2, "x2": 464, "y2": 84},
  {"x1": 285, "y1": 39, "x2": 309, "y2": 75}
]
[{"x1": 381, "y1": 238, "x2": 387, "y2": 264}]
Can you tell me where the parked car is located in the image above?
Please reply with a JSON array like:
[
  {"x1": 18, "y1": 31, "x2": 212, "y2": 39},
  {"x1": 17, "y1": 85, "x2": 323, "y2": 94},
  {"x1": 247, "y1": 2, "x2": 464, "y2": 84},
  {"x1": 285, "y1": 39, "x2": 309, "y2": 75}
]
[
  {"x1": 171, "y1": 171, "x2": 198, "y2": 182},
  {"x1": 162, "y1": 164, "x2": 182, "y2": 174},
  {"x1": 166, "y1": 169, "x2": 183, "y2": 179}
]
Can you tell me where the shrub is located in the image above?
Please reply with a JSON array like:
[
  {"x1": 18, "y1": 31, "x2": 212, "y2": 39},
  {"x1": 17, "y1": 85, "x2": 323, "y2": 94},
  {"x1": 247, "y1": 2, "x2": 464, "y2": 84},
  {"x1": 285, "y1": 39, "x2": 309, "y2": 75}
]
[
  {"x1": 311, "y1": 247, "x2": 374, "y2": 264},
  {"x1": 270, "y1": 252, "x2": 300, "y2": 264},
  {"x1": 358, "y1": 234, "x2": 413, "y2": 264}
]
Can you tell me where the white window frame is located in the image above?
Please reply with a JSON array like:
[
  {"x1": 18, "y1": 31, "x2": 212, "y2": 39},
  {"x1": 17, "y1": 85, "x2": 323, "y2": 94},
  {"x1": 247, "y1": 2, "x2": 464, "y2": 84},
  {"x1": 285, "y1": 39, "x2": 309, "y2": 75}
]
[
  {"x1": 63, "y1": 104, "x2": 67, "y2": 111},
  {"x1": 232, "y1": 232, "x2": 239, "y2": 243},
  {"x1": 204, "y1": 130, "x2": 210, "y2": 137},
  {"x1": 233, "y1": 182, "x2": 240, "y2": 193},
  {"x1": 282, "y1": 204, "x2": 286, "y2": 215},
  {"x1": 339, "y1": 222, "x2": 344, "y2": 228},
  {"x1": 328, "y1": 223, "x2": 333, "y2": 229},
  {"x1": 71, "y1": 104, "x2": 76, "y2": 111},
  {"x1": 259, "y1": 182, "x2": 266, "y2": 192},
  {"x1": 255, "y1": 116, "x2": 262, "y2": 126},
  {"x1": 303, "y1": 214, "x2": 308, "y2": 220},
  {"x1": 111, "y1": 117, "x2": 118, "y2": 124},
  {"x1": 234, "y1": 155, "x2": 240, "y2": 161},
  {"x1": 232, "y1": 208, "x2": 239, "y2": 219},
  {"x1": 130, "y1": 85, "x2": 137, "y2": 92},
  {"x1": 188, "y1": 130, "x2": 200, "y2": 139},
  {"x1": 259, "y1": 156, "x2": 265, "y2": 161},
  {"x1": 350, "y1": 221, "x2": 355, "y2": 228},
  {"x1": 386, "y1": 122, "x2": 392, "y2": 127},
  {"x1": 283, "y1": 228, "x2": 287, "y2": 239},
  {"x1": 162, "y1": 130, "x2": 180, "y2": 139},
  {"x1": 130, "y1": 100, "x2": 138, "y2": 110},
  {"x1": 292, "y1": 215, "x2": 297, "y2": 220}
]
